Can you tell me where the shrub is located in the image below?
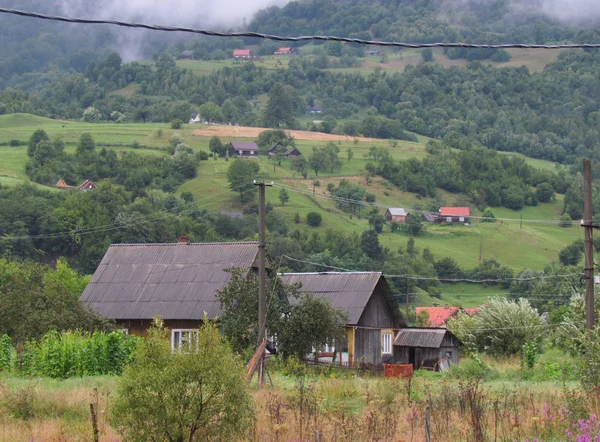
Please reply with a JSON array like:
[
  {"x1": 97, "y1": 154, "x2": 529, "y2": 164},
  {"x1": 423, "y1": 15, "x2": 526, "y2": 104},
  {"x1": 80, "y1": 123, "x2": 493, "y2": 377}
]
[
  {"x1": 197, "y1": 150, "x2": 209, "y2": 161},
  {"x1": 560, "y1": 213, "x2": 573, "y2": 227},
  {"x1": 170, "y1": 119, "x2": 183, "y2": 129},
  {"x1": 111, "y1": 318, "x2": 254, "y2": 442},
  {"x1": 306, "y1": 212, "x2": 322, "y2": 227},
  {"x1": 0, "y1": 334, "x2": 11, "y2": 371},
  {"x1": 9, "y1": 139, "x2": 21, "y2": 147}
]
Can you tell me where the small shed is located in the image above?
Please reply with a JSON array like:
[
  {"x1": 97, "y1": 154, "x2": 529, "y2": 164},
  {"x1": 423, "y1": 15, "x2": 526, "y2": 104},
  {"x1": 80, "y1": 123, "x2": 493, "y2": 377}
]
[
  {"x1": 440, "y1": 207, "x2": 470, "y2": 224},
  {"x1": 284, "y1": 147, "x2": 302, "y2": 158},
  {"x1": 386, "y1": 208, "x2": 408, "y2": 223},
  {"x1": 394, "y1": 328, "x2": 460, "y2": 370},
  {"x1": 79, "y1": 180, "x2": 98, "y2": 192},
  {"x1": 55, "y1": 179, "x2": 71, "y2": 189},
  {"x1": 230, "y1": 141, "x2": 259, "y2": 157}
]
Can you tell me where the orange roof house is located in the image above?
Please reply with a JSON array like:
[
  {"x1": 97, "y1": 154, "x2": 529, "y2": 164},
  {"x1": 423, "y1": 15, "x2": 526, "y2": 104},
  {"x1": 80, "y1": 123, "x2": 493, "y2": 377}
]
[
  {"x1": 274, "y1": 47, "x2": 292, "y2": 55},
  {"x1": 233, "y1": 49, "x2": 250, "y2": 58},
  {"x1": 463, "y1": 308, "x2": 481, "y2": 316},
  {"x1": 439, "y1": 207, "x2": 471, "y2": 224},
  {"x1": 79, "y1": 180, "x2": 98, "y2": 192},
  {"x1": 55, "y1": 179, "x2": 71, "y2": 189},
  {"x1": 416, "y1": 306, "x2": 462, "y2": 327}
]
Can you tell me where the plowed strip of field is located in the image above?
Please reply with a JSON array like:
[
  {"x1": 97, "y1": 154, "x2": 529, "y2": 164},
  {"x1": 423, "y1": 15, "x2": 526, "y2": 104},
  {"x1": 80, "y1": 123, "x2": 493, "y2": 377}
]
[{"x1": 192, "y1": 125, "x2": 380, "y2": 142}]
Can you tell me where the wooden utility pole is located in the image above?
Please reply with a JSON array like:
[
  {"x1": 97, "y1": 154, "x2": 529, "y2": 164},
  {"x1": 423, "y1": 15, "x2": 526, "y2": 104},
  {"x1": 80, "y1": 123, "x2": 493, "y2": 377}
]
[
  {"x1": 583, "y1": 159, "x2": 595, "y2": 329},
  {"x1": 405, "y1": 276, "x2": 409, "y2": 322},
  {"x1": 254, "y1": 181, "x2": 273, "y2": 344}
]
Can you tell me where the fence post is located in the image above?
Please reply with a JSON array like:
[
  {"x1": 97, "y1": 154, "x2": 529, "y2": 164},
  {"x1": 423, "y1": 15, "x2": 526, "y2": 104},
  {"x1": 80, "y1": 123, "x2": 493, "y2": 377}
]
[{"x1": 425, "y1": 405, "x2": 431, "y2": 442}]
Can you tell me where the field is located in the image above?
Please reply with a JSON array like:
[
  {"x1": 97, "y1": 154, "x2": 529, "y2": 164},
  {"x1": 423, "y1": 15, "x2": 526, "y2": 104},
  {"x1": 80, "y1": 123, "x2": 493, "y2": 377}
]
[
  {"x1": 171, "y1": 46, "x2": 567, "y2": 78},
  {"x1": 0, "y1": 349, "x2": 595, "y2": 442},
  {"x1": 0, "y1": 114, "x2": 584, "y2": 282}
]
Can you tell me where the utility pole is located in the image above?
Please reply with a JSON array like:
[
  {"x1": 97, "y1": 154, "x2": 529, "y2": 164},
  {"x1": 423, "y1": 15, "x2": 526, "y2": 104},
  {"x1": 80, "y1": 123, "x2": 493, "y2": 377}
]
[
  {"x1": 583, "y1": 159, "x2": 595, "y2": 330},
  {"x1": 254, "y1": 180, "x2": 273, "y2": 344},
  {"x1": 520, "y1": 213, "x2": 523, "y2": 230},
  {"x1": 405, "y1": 276, "x2": 409, "y2": 322},
  {"x1": 479, "y1": 231, "x2": 483, "y2": 265}
]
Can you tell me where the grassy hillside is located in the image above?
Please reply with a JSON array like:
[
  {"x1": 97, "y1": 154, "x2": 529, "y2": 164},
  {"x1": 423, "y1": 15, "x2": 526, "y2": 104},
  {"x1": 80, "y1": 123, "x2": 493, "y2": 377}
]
[{"x1": 0, "y1": 114, "x2": 579, "y2": 275}]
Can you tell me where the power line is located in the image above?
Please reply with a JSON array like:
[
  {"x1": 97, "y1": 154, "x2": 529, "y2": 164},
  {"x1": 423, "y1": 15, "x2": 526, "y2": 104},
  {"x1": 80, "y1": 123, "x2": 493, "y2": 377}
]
[
  {"x1": 1, "y1": 8, "x2": 600, "y2": 49},
  {"x1": 280, "y1": 254, "x2": 580, "y2": 283}
]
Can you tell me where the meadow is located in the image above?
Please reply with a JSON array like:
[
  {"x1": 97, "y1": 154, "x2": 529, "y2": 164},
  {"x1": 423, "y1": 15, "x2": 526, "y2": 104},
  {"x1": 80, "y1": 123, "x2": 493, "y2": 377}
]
[{"x1": 0, "y1": 350, "x2": 594, "y2": 442}]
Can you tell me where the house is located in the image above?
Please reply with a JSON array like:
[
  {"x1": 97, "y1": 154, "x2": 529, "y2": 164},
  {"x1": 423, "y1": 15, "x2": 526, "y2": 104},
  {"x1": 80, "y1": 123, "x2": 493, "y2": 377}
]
[
  {"x1": 366, "y1": 50, "x2": 380, "y2": 56},
  {"x1": 284, "y1": 147, "x2": 302, "y2": 158},
  {"x1": 394, "y1": 328, "x2": 460, "y2": 370},
  {"x1": 385, "y1": 208, "x2": 408, "y2": 223},
  {"x1": 80, "y1": 240, "x2": 259, "y2": 345},
  {"x1": 279, "y1": 272, "x2": 405, "y2": 366},
  {"x1": 230, "y1": 141, "x2": 259, "y2": 157},
  {"x1": 180, "y1": 50, "x2": 193, "y2": 60},
  {"x1": 189, "y1": 113, "x2": 201, "y2": 124},
  {"x1": 306, "y1": 105, "x2": 323, "y2": 114},
  {"x1": 416, "y1": 306, "x2": 462, "y2": 327},
  {"x1": 463, "y1": 307, "x2": 480, "y2": 316},
  {"x1": 233, "y1": 49, "x2": 250, "y2": 59},
  {"x1": 439, "y1": 207, "x2": 470, "y2": 224},
  {"x1": 421, "y1": 211, "x2": 439, "y2": 223},
  {"x1": 274, "y1": 47, "x2": 292, "y2": 55},
  {"x1": 55, "y1": 179, "x2": 71, "y2": 189},
  {"x1": 79, "y1": 180, "x2": 98, "y2": 192}
]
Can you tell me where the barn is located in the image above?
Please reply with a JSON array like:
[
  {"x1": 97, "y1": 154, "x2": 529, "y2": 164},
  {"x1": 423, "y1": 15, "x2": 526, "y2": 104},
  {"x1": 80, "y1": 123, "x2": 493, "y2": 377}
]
[
  {"x1": 386, "y1": 208, "x2": 408, "y2": 223},
  {"x1": 279, "y1": 272, "x2": 405, "y2": 366},
  {"x1": 394, "y1": 328, "x2": 460, "y2": 369},
  {"x1": 230, "y1": 141, "x2": 259, "y2": 157}
]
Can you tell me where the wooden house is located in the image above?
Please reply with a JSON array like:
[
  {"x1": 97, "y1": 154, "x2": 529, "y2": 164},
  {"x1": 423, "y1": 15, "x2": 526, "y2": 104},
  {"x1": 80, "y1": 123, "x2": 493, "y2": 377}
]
[
  {"x1": 416, "y1": 306, "x2": 462, "y2": 327},
  {"x1": 233, "y1": 49, "x2": 250, "y2": 59},
  {"x1": 80, "y1": 240, "x2": 259, "y2": 348},
  {"x1": 385, "y1": 208, "x2": 408, "y2": 223},
  {"x1": 421, "y1": 211, "x2": 439, "y2": 223},
  {"x1": 180, "y1": 50, "x2": 193, "y2": 60},
  {"x1": 394, "y1": 328, "x2": 460, "y2": 369},
  {"x1": 55, "y1": 179, "x2": 71, "y2": 189},
  {"x1": 279, "y1": 272, "x2": 405, "y2": 366},
  {"x1": 306, "y1": 105, "x2": 323, "y2": 114},
  {"x1": 230, "y1": 141, "x2": 259, "y2": 157},
  {"x1": 439, "y1": 207, "x2": 470, "y2": 224},
  {"x1": 366, "y1": 50, "x2": 380, "y2": 56},
  {"x1": 284, "y1": 147, "x2": 301, "y2": 158},
  {"x1": 78, "y1": 180, "x2": 98, "y2": 192}
]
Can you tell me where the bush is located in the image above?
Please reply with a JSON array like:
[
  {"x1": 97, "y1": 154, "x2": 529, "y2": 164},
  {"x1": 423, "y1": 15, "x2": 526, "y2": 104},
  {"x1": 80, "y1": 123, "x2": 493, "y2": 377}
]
[
  {"x1": 9, "y1": 139, "x2": 21, "y2": 147},
  {"x1": 560, "y1": 213, "x2": 573, "y2": 228},
  {"x1": 0, "y1": 334, "x2": 11, "y2": 371},
  {"x1": 170, "y1": 119, "x2": 183, "y2": 129},
  {"x1": 306, "y1": 212, "x2": 322, "y2": 227},
  {"x1": 197, "y1": 150, "x2": 209, "y2": 161},
  {"x1": 111, "y1": 318, "x2": 254, "y2": 442}
]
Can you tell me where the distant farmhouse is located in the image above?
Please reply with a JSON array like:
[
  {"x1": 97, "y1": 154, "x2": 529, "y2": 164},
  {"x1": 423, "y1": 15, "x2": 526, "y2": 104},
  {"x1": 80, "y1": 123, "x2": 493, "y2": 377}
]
[
  {"x1": 306, "y1": 105, "x2": 323, "y2": 114},
  {"x1": 230, "y1": 141, "x2": 259, "y2": 157},
  {"x1": 274, "y1": 47, "x2": 294, "y2": 55},
  {"x1": 439, "y1": 207, "x2": 470, "y2": 224},
  {"x1": 233, "y1": 49, "x2": 251, "y2": 59},
  {"x1": 180, "y1": 50, "x2": 193, "y2": 60},
  {"x1": 366, "y1": 50, "x2": 380, "y2": 56},
  {"x1": 386, "y1": 208, "x2": 408, "y2": 223},
  {"x1": 268, "y1": 143, "x2": 302, "y2": 159},
  {"x1": 56, "y1": 179, "x2": 98, "y2": 191}
]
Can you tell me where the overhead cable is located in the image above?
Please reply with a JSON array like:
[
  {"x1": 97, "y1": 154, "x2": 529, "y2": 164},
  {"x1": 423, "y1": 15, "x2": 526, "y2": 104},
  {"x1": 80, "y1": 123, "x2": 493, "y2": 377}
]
[{"x1": 1, "y1": 8, "x2": 600, "y2": 49}]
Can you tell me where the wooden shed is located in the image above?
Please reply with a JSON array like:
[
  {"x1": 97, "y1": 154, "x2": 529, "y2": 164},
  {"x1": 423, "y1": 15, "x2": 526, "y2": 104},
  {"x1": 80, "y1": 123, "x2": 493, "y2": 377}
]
[
  {"x1": 394, "y1": 328, "x2": 460, "y2": 370},
  {"x1": 386, "y1": 208, "x2": 408, "y2": 223},
  {"x1": 280, "y1": 272, "x2": 405, "y2": 366}
]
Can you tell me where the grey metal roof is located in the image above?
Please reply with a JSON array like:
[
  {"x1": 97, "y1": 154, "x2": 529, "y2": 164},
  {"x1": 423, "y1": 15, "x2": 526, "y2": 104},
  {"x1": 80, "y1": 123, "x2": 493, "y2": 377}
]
[
  {"x1": 387, "y1": 208, "x2": 407, "y2": 216},
  {"x1": 279, "y1": 272, "x2": 404, "y2": 326},
  {"x1": 80, "y1": 242, "x2": 258, "y2": 321},
  {"x1": 393, "y1": 328, "x2": 455, "y2": 348},
  {"x1": 230, "y1": 141, "x2": 259, "y2": 151}
]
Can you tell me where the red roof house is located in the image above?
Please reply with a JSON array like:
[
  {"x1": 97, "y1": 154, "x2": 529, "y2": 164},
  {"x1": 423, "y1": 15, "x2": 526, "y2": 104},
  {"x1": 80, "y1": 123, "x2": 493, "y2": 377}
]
[
  {"x1": 79, "y1": 179, "x2": 99, "y2": 192},
  {"x1": 416, "y1": 306, "x2": 462, "y2": 327},
  {"x1": 439, "y1": 207, "x2": 471, "y2": 224},
  {"x1": 55, "y1": 179, "x2": 71, "y2": 189},
  {"x1": 274, "y1": 47, "x2": 292, "y2": 55},
  {"x1": 463, "y1": 308, "x2": 481, "y2": 316},
  {"x1": 233, "y1": 49, "x2": 250, "y2": 58}
]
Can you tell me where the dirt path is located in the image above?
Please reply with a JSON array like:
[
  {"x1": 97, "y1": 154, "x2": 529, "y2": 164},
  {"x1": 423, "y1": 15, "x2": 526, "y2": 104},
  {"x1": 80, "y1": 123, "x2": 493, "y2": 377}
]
[{"x1": 192, "y1": 125, "x2": 380, "y2": 142}]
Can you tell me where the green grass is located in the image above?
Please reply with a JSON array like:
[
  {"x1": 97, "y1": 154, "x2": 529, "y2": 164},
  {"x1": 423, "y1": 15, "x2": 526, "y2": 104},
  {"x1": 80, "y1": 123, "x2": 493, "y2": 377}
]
[{"x1": 176, "y1": 57, "x2": 290, "y2": 76}]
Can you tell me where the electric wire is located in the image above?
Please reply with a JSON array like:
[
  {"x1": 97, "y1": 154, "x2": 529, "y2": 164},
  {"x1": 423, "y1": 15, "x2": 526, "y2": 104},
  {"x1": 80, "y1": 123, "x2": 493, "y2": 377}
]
[{"x1": 1, "y1": 8, "x2": 600, "y2": 49}]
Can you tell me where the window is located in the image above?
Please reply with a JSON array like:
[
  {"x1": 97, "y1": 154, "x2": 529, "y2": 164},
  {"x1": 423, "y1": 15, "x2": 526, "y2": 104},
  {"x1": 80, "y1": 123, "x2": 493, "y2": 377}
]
[
  {"x1": 459, "y1": 216, "x2": 465, "y2": 222},
  {"x1": 120, "y1": 329, "x2": 129, "y2": 335},
  {"x1": 381, "y1": 332, "x2": 393, "y2": 355},
  {"x1": 171, "y1": 329, "x2": 198, "y2": 353},
  {"x1": 445, "y1": 351, "x2": 452, "y2": 359},
  {"x1": 324, "y1": 343, "x2": 335, "y2": 353},
  {"x1": 446, "y1": 217, "x2": 452, "y2": 222}
]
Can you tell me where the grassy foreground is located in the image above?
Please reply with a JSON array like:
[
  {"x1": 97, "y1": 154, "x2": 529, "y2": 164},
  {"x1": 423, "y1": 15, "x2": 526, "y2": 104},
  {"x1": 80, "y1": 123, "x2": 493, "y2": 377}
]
[{"x1": 0, "y1": 350, "x2": 594, "y2": 441}]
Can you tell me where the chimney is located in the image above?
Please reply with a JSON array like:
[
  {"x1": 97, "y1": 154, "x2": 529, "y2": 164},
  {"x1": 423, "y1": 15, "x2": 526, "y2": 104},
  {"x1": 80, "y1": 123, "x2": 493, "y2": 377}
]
[{"x1": 177, "y1": 235, "x2": 190, "y2": 244}]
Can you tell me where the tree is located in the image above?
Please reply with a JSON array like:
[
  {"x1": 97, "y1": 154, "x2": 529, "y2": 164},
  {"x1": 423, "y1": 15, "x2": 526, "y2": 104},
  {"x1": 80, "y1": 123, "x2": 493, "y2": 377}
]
[
  {"x1": 308, "y1": 147, "x2": 326, "y2": 176},
  {"x1": 263, "y1": 83, "x2": 294, "y2": 128},
  {"x1": 481, "y1": 208, "x2": 496, "y2": 222},
  {"x1": 416, "y1": 310, "x2": 430, "y2": 327},
  {"x1": 421, "y1": 48, "x2": 434, "y2": 62},
  {"x1": 559, "y1": 240, "x2": 584, "y2": 266},
  {"x1": 209, "y1": 136, "x2": 225, "y2": 158},
  {"x1": 306, "y1": 212, "x2": 322, "y2": 227},
  {"x1": 111, "y1": 318, "x2": 254, "y2": 442},
  {"x1": 199, "y1": 102, "x2": 223, "y2": 123},
  {"x1": 360, "y1": 229, "x2": 383, "y2": 260},
  {"x1": 346, "y1": 148, "x2": 354, "y2": 163},
  {"x1": 406, "y1": 214, "x2": 424, "y2": 236},
  {"x1": 76, "y1": 133, "x2": 96, "y2": 156},
  {"x1": 536, "y1": 182, "x2": 555, "y2": 203},
  {"x1": 292, "y1": 156, "x2": 309, "y2": 179},
  {"x1": 82, "y1": 106, "x2": 101, "y2": 122},
  {"x1": 323, "y1": 142, "x2": 342, "y2": 173},
  {"x1": 367, "y1": 209, "x2": 386, "y2": 233},
  {"x1": 27, "y1": 129, "x2": 49, "y2": 158},
  {"x1": 170, "y1": 119, "x2": 182, "y2": 129},
  {"x1": 278, "y1": 188, "x2": 289, "y2": 205},
  {"x1": 226, "y1": 158, "x2": 260, "y2": 203}
]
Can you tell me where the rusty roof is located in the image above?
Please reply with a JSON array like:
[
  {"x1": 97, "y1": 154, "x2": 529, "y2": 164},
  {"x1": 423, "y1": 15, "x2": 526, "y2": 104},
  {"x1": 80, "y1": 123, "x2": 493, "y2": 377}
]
[
  {"x1": 279, "y1": 272, "x2": 404, "y2": 326},
  {"x1": 80, "y1": 242, "x2": 258, "y2": 321},
  {"x1": 393, "y1": 328, "x2": 457, "y2": 348},
  {"x1": 416, "y1": 306, "x2": 462, "y2": 327}
]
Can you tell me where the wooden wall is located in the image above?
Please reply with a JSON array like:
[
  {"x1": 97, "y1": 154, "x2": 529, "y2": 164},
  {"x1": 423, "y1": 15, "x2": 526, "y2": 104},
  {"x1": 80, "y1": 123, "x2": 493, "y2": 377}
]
[{"x1": 117, "y1": 319, "x2": 203, "y2": 337}]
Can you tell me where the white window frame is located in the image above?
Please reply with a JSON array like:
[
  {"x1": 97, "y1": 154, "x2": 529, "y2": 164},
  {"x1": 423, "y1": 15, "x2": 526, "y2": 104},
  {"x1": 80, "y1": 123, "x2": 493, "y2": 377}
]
[
  {"x1": 459, "y1": 216, "x2": 465, "y2": 222},
  {"x1": 446, "y1": 217, "x2": 452, "y2": 222},
  {"x1": 381, "y1": 331, "x2": 393, "y2": 355},
  {"x1": 120, "y1": 328, "x2": 129, "y2": 335},
  {"x1": 171, "y1": 329, "x2": 198, "y2": 353},
  {"x1": 324, "y1": 343, "x2": 335, "y2": 353}
]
